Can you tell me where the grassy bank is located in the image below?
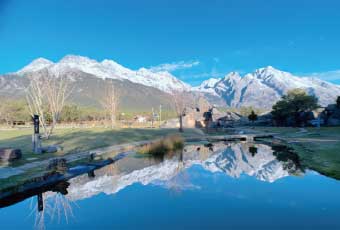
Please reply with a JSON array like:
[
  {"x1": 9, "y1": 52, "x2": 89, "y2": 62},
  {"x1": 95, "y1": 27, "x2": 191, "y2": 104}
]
[
  {"x1": 252, "y1": 126, "x2": 340, "y2": 180},
  {"x1": 0, "y1": 127, "x2": 205, "y2": 166}
]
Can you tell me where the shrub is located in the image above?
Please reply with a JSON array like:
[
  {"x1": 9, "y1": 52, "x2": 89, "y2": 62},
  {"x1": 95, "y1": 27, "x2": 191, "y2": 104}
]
[{"x1": 138, "y1": 134, "x2": 184, "y2": 156}]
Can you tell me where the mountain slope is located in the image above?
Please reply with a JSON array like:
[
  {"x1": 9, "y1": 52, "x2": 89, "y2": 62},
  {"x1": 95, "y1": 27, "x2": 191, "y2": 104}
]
[
  {"x1": 0, "y1": 71, "x2": 175, "y2": 111},
  {"x1": 195, "y1": 66, "x2": 340, "y2": 109},
  {"x1": 2, "y1": 56, "x2": 340, "y2": 111},
  {"x1": 17, "y1": 55, "x2": 190, "y2": 93},
  {"x1": 0, "y1": 55, "x2": 193, "y2": 110}
]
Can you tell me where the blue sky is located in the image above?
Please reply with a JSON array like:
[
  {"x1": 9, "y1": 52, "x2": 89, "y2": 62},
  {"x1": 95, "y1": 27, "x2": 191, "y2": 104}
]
[{"x1": 1, "y1": 0, "x2": 340, "y2": 85}]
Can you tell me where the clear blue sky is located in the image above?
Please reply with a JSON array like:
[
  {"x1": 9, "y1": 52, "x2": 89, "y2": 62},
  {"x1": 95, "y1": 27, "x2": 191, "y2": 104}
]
[{"x1": 1, "y1": 0, "x2": 340, "y2": 85}]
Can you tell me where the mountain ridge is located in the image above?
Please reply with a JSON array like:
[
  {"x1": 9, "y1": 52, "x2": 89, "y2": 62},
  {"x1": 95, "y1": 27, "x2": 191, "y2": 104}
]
[
  {"x1": 16, "y1": 55, "x2": 190, "y2": 93},
  {"x1": 194, "y1": 66, "x2": 340, "y2": 109},
  {"x1": 2, "y1": 55, "x2": 340, "y2": 110}
]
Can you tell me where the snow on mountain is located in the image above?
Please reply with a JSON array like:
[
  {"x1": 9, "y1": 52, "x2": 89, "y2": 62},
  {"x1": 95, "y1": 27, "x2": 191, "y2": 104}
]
[
  {"x1": 194, "y1": 77, "x2": 221, "y2": 94},
  {"x1": 17, "y1": 55, "x2": 190, "y2": 93},
  {"x1": 14, "y1": 57, "x2": 340, "y2": 108},
  {"x1": 17, "y1": 58, "x2": 54, "y2": 74},
  {"x1": 202, "y1": 143, "x2": 289, "y2": 183},
  {"x1": 64, "y1": 143, "x2": 297, "y2": 201},
  {"x1": 196, "y1": 66, "x2": 340, "y2": 109}
]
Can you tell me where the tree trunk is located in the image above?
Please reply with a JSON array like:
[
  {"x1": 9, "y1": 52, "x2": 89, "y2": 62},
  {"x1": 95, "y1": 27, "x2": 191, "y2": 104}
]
[{"x1": 294, "y1": 111, "x2": 300, "y2": 127}]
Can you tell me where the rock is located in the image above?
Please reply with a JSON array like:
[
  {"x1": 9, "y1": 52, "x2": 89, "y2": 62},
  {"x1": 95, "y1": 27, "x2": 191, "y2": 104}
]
[
  {"x1": 47, "y1": 158, "x2": 68, "y2": 173},
  {"x1": 0, "y1": 148, "x2": 22, "y2": 162},
  {"x1": 40, "y1": 145, "x2": 62, "y2": 153}
]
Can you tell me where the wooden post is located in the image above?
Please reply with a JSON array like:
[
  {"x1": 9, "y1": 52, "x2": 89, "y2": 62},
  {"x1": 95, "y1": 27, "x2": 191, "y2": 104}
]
[
  {"x1": 32, "y1": 115, "x2": 41, "y2": 154},
  {"x1": 37, "y1": 193, "x2": 43, "y2": 212},
  {"x1": 179, "y1": 115, "x2": 183, "y2": 132}
]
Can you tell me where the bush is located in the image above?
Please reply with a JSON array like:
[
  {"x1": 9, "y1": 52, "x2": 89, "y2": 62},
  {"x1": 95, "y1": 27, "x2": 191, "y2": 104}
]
[
  {"x1": 271, "y1": 89, "x2": 318, "y2": 126},
  {"x1": 138, "y1": 134, "x2": 184, "y2": 156}
]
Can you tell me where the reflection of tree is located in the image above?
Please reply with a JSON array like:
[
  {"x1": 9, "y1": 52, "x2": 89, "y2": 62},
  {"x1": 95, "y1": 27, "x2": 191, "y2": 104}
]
[
  {"x1": 272, "y1": 145, "x2": 304, "y2": 175},
  {"x1": 249, "y1": 146, "x2": 258, "y2": 157},
  {"x1": 29, "y1": 184, "x2": 76, "y2": 230},
  {"x1": 167, "y1": 151, "x2": 191, "y2": 195}
]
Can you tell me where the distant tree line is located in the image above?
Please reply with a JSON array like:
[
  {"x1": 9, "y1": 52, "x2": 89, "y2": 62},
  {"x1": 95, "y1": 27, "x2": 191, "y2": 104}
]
[{"x1": 0, "y1": 98, "x2": 31, "y2": 124}]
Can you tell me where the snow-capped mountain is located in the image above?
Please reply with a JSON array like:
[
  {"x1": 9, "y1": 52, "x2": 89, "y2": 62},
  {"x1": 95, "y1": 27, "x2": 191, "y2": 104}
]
[
  {"x1": 195, "y1": 77, "x2": 221, "y2": 94},
  {"x1": 17, "y1": 58, "x2": 54, "y2": 74},
  {"x1": 17, "y1": 55, "x2": 190, "y2": 93},
  {"x1": 64, "y1": 142, "x2": 300, "y2": 201},
  {"x1": 194, "y1": 66, "x2": 340, "y2": 109},
  {"x1": 3, "y1": 56, "x2": 340, "y2": 109}
]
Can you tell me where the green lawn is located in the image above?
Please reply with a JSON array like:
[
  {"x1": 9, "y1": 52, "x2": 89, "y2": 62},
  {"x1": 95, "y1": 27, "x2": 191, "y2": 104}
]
[
  {"x1": 1, "y1": 126, "x2": 339, "y2": 181},
  {"x1": 0, "y1": 127, "x2": 205, "y2": 165}
]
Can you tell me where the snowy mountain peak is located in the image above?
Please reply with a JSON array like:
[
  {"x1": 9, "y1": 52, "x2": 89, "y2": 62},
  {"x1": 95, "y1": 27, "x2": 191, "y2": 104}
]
[
  {"x1": 202, "y1": 78, "x2": 221, "y2": 88},
  {"x1": 223, "y1": 71, "x2": 242, "y2": 81},
  {"x1": 59, "y1": 55, "x2": 96, "y2": 65},
  {"x1": 15, "y1": 55, "x2": 190, "y2": 93},
  {"x1": 17, "y1": 57, "x2": 54, "y2": 74},
  {"x1": 196, "y1": 66, "x2": 340, "y2": 109},
  {"x1": 254, "y1": 66, "x2": 293, "y2": 80}
]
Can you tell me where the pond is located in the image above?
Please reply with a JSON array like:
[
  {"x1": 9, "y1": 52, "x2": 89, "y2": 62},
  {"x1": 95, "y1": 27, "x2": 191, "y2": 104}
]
[{"x1": 0, "y1": 142, "x2": 340, "y2": 229}]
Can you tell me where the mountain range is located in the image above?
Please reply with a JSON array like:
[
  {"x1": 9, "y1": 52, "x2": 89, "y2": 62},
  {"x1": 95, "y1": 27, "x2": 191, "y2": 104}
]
[
  {"x1": 194, "y1": 66, "x2": 340, "y2": 109},
  {"x1": 1, "y1": 55, "x2": 340, "y2": 110}
]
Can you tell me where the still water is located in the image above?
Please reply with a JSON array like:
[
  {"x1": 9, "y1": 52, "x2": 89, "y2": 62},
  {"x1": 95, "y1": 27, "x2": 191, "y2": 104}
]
[{"x1": 0, "y1": 142, "x2": 339, "y2": 230}]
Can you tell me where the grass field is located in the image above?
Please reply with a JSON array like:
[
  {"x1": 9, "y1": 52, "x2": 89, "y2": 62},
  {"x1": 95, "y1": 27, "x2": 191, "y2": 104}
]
[
  {"x1": 0, "y1": 127, "x2": 205, "y2": 165},
  {"x1": 1, "y1": 126, "x2": 339, "y2": 180}
]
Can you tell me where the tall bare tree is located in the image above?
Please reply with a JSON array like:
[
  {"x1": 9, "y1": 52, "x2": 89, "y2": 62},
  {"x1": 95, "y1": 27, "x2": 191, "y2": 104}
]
[
  {"x1": 26, "y1": 69, "x2": 72, "y2": 138},
  {"x1": 172, "y1": 90, "x2": 194, "y2": 132},
  {"x1": 100, "y1": 79, "x2": 120, "y2": 129}
]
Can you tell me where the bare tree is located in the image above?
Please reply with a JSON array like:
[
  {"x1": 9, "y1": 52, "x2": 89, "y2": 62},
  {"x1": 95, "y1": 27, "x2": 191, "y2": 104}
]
[
  {"x1": 26, "y1": 69, "x2": 72, "y2": 138},
  {"x1": 100, "y1": 79, "x2": 120, "y2": 129},
  {"x1": 172, "y1": 90, "x2": 194, "y2": 132},
  {"x1": 26, "y1": 73, "x2": 49, "y2": 137}
]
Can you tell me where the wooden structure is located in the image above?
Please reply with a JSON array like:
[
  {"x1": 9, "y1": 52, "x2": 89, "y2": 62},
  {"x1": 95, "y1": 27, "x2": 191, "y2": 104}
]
[{"x1": 32, "y1": 115, "x2": 41, "y2": 154}]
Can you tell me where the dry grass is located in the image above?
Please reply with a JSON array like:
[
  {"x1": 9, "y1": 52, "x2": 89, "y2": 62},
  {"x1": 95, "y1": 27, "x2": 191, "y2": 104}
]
[{"x1": 138, "y1": 134, "x2": 184, "y2": 156}]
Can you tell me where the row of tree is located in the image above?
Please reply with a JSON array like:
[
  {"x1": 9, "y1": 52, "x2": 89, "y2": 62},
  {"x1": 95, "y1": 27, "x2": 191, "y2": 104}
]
[
  {"x1": 0, "y1": 69, "x2": 196, "y2": 137},
  {"x1": 13, "y1": 69, "x2": 121, "y2": 138}
]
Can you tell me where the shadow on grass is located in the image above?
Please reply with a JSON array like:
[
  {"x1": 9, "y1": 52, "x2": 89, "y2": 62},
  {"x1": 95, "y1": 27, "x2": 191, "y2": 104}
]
[{"x1": 0, "y1": 128, "x2": 200, "y2": 165}]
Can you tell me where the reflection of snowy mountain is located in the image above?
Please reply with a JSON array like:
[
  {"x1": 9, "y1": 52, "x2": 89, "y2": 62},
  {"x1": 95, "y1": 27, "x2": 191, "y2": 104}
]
[
  {"x1": 66, "y1": 143, "x2": 299, "y2": 201},
  {"x1": 203, "y1": 143, "x2": 289, "y2": 182},
  {"x1": 66, "y1": 159, "x2": 184, "y2": 201}
]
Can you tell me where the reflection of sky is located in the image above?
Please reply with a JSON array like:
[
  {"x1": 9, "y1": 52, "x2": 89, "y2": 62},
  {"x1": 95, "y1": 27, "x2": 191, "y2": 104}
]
[{"x1": 1, "y1": 164, "x2": 340, "y2": 230}]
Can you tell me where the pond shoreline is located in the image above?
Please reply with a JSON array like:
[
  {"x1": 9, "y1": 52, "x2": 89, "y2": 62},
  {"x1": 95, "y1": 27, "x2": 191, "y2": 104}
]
[
  {"x1": 0, "y1": 132, "x2": 277, "y2": 179},
  {"x1": 1, "y1": 126, "x2": 340, "y2": 196}
]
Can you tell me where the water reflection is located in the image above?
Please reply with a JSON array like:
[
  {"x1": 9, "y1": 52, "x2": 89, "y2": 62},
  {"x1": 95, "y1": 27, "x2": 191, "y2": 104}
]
[
  {"x1": 30, "y1": 192, "x2": 75, "y2": 230},
  {"x1": 42, "y1": 142, "x2": 303, "y2": 203},
  {"x1": 0, "y1": 142, "x2": 316, "y2": 229}
]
